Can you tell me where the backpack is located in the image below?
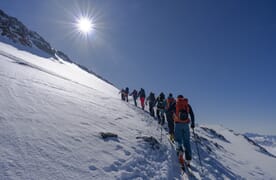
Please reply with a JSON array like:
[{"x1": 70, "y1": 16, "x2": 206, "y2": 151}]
[
  {"x1": 166, "y1": 97, "x2": 175, "y2": 109},
  {"x1": 157, "y1": 97, "x2": 165, "y2": 109},
  {"x1": 139, "y1": 89, "x2": 145, "y2": 97},
  {"x1": 149, "y1": 93, "x2": 155, "y2": 102},
  {"x1": 176, "y1": 98, "x2": 190, "y2": 121}
]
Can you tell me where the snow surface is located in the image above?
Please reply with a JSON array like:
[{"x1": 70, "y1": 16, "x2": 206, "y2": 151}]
[
  {"x1": 197, "y1": 125, "x2": 276, "y2": 179},
  {"x1": 264, "y1": 146, "x2": 276, "y2": 157},
  {"x1": 244, "y1": 133, "x2": 276, "y2": 157},
  {"x1": 0, "y1": 42, "x2": 276, "y2": 180}
]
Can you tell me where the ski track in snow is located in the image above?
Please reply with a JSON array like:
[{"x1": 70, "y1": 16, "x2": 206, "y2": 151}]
[{"x1": 0, "y1": 42, "x2": 276, "y2": 180}]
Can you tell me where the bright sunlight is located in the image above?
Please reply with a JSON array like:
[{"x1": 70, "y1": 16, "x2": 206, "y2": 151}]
[{"x1": 76, "y1": 17, "x2": 94, "y2": 34}]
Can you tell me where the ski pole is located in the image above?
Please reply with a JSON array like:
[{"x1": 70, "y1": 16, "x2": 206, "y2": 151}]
[
  {"x1": 160, "y1": 123, "x2": 163, "y2": 142},
  {"x1": 193, "y1": 129, "x2": 203, "y2": 174}
]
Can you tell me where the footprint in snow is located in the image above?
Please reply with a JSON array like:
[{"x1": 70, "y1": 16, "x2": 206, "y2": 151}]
[
  {"x1": 89, "y1": 165, "x2": 97, "y2": 171},
  {"x1": 80, "y1": 122, "x2": 90, "y2": 126},
  {"x1": 103, "y1": 164, "x2": 118, "y2": 172},
  {"x1": 71, "y1": 136, "x2": 82, "y2": 142},
  {"x1": 118, "y1": 158, "x2": 126, "y2": 163},
  {"x1": 126, "y1": 113, "x2": 134, "y2": 118},
  {"x1": 115, "y1": 145, "x2": 123, "y2": 150},
  {"x1": 124, "y1": 150, "x2": 131, "y2": 156},
  {"x1": 115, "y1": 145, "x2": 131, "y2": 156}
]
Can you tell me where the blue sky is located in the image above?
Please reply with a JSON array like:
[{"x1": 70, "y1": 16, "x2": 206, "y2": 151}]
[{"x1": 1, "y1": 0, "x2": 275, "y2": 134}]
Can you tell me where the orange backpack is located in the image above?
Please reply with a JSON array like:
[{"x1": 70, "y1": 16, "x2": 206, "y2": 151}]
[{"x1": 175, "y1": 97, "x2": 190, "y2": 123}]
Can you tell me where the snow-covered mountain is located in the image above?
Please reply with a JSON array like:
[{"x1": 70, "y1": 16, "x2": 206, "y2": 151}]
[
  {"x1": 244, "y1": 133, "x2": 276, "y2": 157},
  {"x1": 1, "y1": 9, "x2": 276, "y2": 180},
  {"x1": 1, "y1": 42, "x2": 276, "y2": 180},
  {"x1": 0, "y1": 9, "x2": 112, "y2": 86}
]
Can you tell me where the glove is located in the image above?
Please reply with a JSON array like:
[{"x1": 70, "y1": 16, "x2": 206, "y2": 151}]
[{"x1": 191, "y1": 123, "x2": 195, "y2": 129}]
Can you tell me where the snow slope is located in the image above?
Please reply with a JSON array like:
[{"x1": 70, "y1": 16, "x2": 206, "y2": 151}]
[
  {"x1": 244, "y1": 133, "x2": 276, "y2": 157},
  {"x1": 195, "y1": 125, "x2": 276, "y2": 179},
  {"x1": 0, "y1": 42, "x2": 181, "y2": 180},
  {"x1": 0, "y1": 42, "x2": 276, "y2": 180}
]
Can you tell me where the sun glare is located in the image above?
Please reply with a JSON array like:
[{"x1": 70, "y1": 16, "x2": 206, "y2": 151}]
[{"x1": 77, "y1": 17, "x2": 94, "y2": 34}]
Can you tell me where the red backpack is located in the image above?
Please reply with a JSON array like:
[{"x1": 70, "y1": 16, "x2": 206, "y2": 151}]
[{"x1": 176, "y1": 97, "x2": 190, "y2": 122}]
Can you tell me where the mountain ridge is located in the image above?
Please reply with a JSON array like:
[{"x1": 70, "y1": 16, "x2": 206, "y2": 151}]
[
  {"x1": 0, "y1": 9, "x2": 113, "y2": 86},
  {"x1": 244, "y1": 133, "x2": 276, "y2": 157}
]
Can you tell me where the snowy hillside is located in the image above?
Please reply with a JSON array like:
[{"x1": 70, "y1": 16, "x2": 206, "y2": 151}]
[
  {"x1": 0, "y1": 42, "x2": 181, "y2": 180},
  {"x1": 244, "y1": 133, "x2": 276, "y2": 157},
  {"x1": 193, "y1": 125, "x2": 276, "y2": 179},
  {"x1": 0, "y1": 41, "x2": 276, "y2": 180},
  {"x1": 0, "y1": 9, "x2": 112, "y2": 85}
]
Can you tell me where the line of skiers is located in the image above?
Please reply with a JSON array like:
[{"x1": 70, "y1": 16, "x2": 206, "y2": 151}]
[
  {"x1": 120, "y1": 87, "x2": 146, "y2": 109},
  {"x1": 119, "y1": 87, "x2": 195, "y2": 167}
]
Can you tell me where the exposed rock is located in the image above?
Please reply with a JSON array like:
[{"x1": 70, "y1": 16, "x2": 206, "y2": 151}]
[{"x1": 100, "y1": 132, "x2": 118, "y2": 139}]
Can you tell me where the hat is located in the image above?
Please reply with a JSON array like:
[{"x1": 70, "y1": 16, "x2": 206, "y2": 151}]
[{"x1": 177, "y1": 95, "x2": 184, "y2": 98}]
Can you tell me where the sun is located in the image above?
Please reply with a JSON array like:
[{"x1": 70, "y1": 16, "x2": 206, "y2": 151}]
[{"x1": 76, "y1": 17, "x2": 94, "y2": 34}]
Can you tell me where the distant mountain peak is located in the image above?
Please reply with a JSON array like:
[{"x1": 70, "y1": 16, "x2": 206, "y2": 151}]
[{"x1": 0, "y1": 9, "x2": 54, "y2": 55}]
